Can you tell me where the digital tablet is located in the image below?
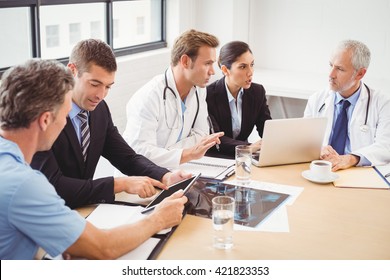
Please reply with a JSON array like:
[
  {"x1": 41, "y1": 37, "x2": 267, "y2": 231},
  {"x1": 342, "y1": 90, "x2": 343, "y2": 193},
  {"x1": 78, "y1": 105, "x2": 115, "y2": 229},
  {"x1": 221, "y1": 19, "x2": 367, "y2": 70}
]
[{"x1": 141, "y1": 174, "x2": 200, "y2": 214}]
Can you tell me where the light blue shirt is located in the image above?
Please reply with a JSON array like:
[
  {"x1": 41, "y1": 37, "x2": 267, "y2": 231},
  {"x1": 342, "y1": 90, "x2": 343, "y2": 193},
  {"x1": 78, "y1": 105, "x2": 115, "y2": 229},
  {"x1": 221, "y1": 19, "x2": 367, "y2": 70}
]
[
  {"x1": 225, "y1": 81, "x2": 244, "y2": 139},
  {"x1": 69, "y1": 102, "x2": 89, "y2": 145},
  {"x1": 329, "y1": 83, "x2": 370, "y2": 166},
  {"x1": 0, "y1": 137, "x2": 86, "y2": 259},
  {"x1": 177, "y1": 98, "x2": 187, "y2": 142}
]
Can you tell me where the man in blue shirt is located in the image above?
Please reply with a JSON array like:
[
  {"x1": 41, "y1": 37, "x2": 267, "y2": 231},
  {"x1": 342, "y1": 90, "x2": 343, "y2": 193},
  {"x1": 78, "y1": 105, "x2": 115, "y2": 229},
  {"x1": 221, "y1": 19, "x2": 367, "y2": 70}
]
[{"x1": 0, "y1": 59, "x2": 187, "y2": 259}]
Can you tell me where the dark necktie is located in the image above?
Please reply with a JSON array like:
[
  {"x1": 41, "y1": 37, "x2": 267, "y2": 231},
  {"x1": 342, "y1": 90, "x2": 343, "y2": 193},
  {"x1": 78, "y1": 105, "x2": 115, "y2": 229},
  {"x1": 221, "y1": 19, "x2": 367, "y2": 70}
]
[
  {"x1": 330, "y1": 100, "x2": 351, "y2": 155},
  {"x1": 77, "y1": 110, "x2": 90, "y2": 161}
]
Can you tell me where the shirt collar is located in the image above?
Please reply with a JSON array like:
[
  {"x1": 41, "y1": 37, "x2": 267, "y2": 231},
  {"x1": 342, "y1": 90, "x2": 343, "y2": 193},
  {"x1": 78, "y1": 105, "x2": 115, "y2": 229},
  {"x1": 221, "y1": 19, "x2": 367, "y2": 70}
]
[
  {"x1": 334, "y1": 82, "x2": 362, "y2": 106},
  {"x1": 0, "y1": 136, "x2": 25, "y2": 164},
  {"x1": 224, "y1": 79, "x2": 244, "y2": 103},
  {"x1": 69, "y1": 102, "x2": 83, "y2": 120}
]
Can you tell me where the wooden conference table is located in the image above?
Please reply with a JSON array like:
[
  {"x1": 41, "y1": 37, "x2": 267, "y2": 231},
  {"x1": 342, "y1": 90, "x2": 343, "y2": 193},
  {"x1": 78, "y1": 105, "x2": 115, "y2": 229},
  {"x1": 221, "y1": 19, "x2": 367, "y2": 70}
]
[{"x1": 80, "y1": 163, "x2": 390, "y2": 260}]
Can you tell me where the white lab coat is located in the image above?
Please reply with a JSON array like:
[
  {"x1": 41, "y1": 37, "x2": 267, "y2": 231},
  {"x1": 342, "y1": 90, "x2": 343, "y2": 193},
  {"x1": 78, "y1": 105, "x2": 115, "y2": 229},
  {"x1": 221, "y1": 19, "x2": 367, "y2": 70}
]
[
  {"x1": 122, "y1": 67, "x2": 209, "y2": 169},
  {"x1": 304, "y1": 84, "x2": 390, "y2": 166}
]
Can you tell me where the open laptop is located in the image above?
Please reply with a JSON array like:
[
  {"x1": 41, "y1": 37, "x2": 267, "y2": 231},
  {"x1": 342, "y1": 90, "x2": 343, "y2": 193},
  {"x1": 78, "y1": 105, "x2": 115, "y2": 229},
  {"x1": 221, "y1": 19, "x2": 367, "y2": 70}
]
[{"x1": 252, "y1": 117, "x2": 328, "y2": 167}]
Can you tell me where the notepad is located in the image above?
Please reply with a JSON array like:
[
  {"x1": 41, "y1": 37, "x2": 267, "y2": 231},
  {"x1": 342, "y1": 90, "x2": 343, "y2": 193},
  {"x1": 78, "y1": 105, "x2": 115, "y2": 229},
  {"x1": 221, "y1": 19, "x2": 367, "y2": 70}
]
[
  {"x1": 333, "y1": 167, "x2": 390, "y2": 189},
  {"x1": 179, "y1": 156, "x2": 235, "y2": 180}
]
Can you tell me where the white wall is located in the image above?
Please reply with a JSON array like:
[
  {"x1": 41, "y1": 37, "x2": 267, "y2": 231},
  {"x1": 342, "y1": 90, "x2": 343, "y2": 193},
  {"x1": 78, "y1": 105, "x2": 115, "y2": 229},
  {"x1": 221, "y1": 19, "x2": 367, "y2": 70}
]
[{"x1": 251, "y1": 0, "x2": 390, "y2": 83}]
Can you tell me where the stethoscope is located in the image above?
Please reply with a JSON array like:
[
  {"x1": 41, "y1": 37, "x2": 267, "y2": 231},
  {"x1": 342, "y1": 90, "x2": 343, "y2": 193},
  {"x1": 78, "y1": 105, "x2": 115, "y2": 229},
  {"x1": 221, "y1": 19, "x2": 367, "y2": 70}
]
[
  {"x1": 318, "y1": 83, "x2": 371, "y2": 133},
  {"x1": 163, "y1": 69, "x2": 199, "y2": 130}
]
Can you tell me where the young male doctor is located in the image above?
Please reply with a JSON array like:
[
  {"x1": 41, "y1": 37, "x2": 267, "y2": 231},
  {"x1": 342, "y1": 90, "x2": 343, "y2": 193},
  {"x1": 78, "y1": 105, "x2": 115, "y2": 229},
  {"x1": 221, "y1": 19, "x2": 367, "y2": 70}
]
[
  {"x1": 304, "y1": 40, "x2": 390, "y2": 171},
  {"x1": 122, "y1": 29, "x2": 224, "y2": 169}
]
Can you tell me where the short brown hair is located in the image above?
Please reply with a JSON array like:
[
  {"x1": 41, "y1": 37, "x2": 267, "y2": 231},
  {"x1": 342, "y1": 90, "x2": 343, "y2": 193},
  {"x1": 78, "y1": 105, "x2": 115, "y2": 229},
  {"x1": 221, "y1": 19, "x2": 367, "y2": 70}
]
[
  {"x1": 69, "y1": 39, "x2": 117, "y2": 76},
  {"x1": 0, "y1": 59, "x2": 74, "y2": 130},
  {"x1": 171, "y1": 29, "x2": 219, "y2": 66}
]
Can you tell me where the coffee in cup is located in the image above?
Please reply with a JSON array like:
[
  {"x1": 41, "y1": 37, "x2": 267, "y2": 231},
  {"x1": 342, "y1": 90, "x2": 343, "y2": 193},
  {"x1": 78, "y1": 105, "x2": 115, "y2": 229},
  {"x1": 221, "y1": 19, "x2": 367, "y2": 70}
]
[{"x1": 310, "y1": 160, "x2": 332, "y2": 180}]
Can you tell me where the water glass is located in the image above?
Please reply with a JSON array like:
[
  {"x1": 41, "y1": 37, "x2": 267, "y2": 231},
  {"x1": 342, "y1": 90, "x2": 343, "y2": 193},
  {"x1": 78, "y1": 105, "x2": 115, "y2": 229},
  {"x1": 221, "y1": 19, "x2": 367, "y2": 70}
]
[
  {"x1": 212, "y1": 196, "x2": 235, "y2": 249},
  {"x1": 235, "y1": 145, "x2": 252, "y2": 184}
]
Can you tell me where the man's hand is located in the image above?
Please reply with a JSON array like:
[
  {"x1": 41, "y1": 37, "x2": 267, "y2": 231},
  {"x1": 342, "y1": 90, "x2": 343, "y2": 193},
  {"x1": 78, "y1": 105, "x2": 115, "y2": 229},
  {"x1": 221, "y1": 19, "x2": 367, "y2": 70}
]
[
  {"x1": 181, "y1": 132, "x2": 224, "y2": 164},
  {"x1": 149, "y1": 189, "x2": 188, "y2": 230},
  {"x1": 114, "y1": 176, "x2": 168, "y2": 198},
  {"x1": 320, "y1": 145, "x2": 360, "y2": 171}
]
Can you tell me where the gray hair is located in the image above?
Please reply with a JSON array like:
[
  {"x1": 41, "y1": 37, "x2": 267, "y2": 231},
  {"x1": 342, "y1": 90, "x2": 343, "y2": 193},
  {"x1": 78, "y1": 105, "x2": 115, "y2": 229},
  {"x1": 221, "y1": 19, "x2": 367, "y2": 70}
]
[
  {"x1": 336, "y1": 40, "x2": 371, "y2": 71},
  {"x1": 0, "y1": 59, "x2": 74, "y2": 130}
]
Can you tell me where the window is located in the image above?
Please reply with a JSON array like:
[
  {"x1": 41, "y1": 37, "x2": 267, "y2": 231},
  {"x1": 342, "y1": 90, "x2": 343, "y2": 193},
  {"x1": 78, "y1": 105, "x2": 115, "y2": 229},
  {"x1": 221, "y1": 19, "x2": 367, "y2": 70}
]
[
  {"x1": 69, "y1": 23, "x2": 81, "y2": 45},
  {"x1": 0, "y1": 7, "x2": 32, "y2": 69},
  {"x1": 90, "y1": 21, "x2": 102, "y2": 39},
  {"x1": 45, "y1": 25, "x2": 60, "y2": 48},
  {"x1": 113, "y1": 19, "x2": 120, "y2": 39},
  {"x1": 112, "y1": 0, "x2": 162, "y2": 49},
  {"x1": 40, "y1": 3, "x2": 106, "y2": 59},
  {"x1": 0, "y1": 0, "x2": 166, "y2": 72}
]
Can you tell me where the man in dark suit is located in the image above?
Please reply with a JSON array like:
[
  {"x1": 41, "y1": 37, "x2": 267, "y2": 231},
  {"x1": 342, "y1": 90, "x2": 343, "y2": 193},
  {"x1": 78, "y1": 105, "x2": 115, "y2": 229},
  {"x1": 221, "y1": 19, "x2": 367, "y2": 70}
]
[{"x1": 32, "y1": 39, "x2": 188, "y2": 209}]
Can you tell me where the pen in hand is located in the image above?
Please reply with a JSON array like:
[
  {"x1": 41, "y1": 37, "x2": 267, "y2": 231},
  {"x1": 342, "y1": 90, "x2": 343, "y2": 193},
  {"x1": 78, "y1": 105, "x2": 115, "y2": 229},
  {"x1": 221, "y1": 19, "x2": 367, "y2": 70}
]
[{"x1": 207, "y1": 116, "x2": 220, "y2": 151}]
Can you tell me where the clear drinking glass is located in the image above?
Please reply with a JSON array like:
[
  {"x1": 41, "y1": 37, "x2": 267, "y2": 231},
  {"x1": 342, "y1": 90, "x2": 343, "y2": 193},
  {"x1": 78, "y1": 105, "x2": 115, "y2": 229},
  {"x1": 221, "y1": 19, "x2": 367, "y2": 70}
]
[
  {"x1": 235, "y1": 145, "x2": 252, "y2": 184},
  {"x1": 212, "y1": 196, "x2": 235, "y2": 249}
]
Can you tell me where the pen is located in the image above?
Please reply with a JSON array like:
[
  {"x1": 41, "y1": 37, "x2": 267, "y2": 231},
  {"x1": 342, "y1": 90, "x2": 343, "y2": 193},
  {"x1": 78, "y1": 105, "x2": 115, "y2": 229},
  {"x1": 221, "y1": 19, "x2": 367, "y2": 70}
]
[
  {"x1": 385, "y1": 172, "x2": 390, "y2": 178},
  {"x1": 207, "y1": 115, "x2": 220, "y2": 151},
  {"x1": 141, "y1": 207, "x2": 154, "y2": 214},
  {"x1": 223, "y1": 169, "x2": 235, "y2": 180}
]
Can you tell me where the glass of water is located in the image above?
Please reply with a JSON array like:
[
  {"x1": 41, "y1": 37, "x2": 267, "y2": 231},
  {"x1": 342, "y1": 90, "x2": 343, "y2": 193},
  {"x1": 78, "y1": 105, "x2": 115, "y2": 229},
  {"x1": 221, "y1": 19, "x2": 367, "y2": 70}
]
[
  {"x1": 235, "y1": 145, "x2": 252, "y2": 184},
  {"x1": 212, "y1": 196, "x2": 235, "y2": 249}
]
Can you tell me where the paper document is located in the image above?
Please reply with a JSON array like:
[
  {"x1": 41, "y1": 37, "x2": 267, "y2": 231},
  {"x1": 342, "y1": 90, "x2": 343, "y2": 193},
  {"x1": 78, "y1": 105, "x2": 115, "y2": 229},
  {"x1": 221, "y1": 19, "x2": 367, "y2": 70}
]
[
  {"x1": 227, "y1": 179, "x2": 304, "y2": 232},
  {"x1": 179, "y1": 156, "x2": 235, "y2": 180},
  {"x1": 86, "y1": 204, "x2": 168, "y2": 260},
  {"x1": 333, "y1": 167, "x2": 390, "y2": 189}
]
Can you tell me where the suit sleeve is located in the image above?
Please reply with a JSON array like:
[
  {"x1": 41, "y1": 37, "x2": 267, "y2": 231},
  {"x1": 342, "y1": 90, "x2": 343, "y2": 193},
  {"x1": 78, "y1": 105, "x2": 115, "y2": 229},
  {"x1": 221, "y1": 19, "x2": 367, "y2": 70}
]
[
  {"x1": 31, "y1": 150, "x2": 115, "y2": 209},
  {"x1": 101, "y1": 110, "x2": 169, "y2": 180},
  {"x1": 103, "y1": 113, "x2": 169, "y2": 177}
]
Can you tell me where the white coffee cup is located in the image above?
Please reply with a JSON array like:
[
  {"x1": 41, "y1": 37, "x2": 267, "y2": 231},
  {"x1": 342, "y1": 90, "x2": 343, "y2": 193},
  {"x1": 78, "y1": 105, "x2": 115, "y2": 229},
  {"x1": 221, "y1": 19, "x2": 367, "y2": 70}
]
[{"x1": 310, "y1": 160, "x2": 332, "y2": 180}]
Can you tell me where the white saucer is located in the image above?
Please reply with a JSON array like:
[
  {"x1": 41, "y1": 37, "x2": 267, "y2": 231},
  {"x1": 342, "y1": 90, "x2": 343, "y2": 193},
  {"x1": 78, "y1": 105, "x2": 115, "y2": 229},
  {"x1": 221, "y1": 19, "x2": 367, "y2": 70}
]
[{"x1": 301, "y1": 170, "x2": 339, "y2": 184}]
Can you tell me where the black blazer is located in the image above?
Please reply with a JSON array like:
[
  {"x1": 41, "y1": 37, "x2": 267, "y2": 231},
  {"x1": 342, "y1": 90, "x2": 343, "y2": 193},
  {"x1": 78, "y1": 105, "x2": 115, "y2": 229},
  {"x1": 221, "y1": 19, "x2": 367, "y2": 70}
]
[
  {"x1": 206, "y1": 77, "x2": 272, "y2": 156},
  {"x1": 31, "y1": 101, "x2": 168, "y2": 209}
]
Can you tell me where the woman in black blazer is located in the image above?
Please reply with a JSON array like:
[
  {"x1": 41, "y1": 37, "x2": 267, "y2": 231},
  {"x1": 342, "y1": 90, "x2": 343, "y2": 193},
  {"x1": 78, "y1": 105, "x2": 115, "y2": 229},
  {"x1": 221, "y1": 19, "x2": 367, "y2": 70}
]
[{"x1": 206, "y1": 41, "x2": 271, "y2": 157}]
